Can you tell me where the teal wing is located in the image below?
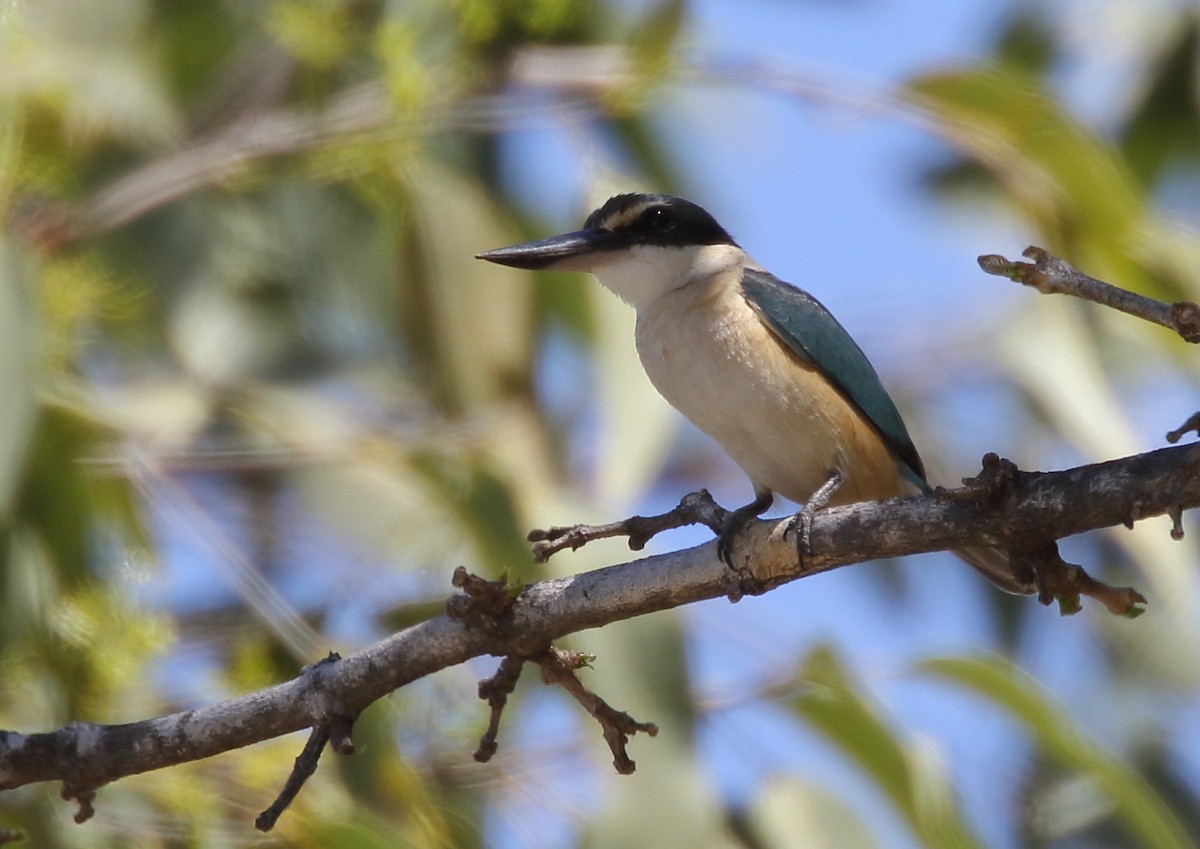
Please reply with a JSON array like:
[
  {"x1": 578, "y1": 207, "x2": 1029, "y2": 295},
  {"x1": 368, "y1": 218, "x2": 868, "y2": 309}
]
[{"x1": 741, "y1": 268, "x2": 927, "y2": 485}]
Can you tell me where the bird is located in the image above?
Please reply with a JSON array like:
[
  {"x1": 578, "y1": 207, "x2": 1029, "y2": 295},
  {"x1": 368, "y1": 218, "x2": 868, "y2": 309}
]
[{"x1": 476, "y1": 192, "x2": 1035, "y2": 595}]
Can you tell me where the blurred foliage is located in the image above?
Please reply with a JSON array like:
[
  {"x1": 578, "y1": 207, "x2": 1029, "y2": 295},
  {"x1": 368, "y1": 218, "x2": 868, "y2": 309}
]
[
  {"x1": 791, "y1": 647, "x2": 986, "y2": 849},
  {"x1": 0, "y1": 0, "x2": 1198, "y2": 848},
  {"x1": 921, "y1": 656, "x2": 1196, "y2": 849}
]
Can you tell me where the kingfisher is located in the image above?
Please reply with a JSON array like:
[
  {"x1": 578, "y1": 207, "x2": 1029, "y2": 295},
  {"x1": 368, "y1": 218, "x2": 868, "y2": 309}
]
[{"x1": 477, "y1": 192, "x2": 1034, "y2": 594}]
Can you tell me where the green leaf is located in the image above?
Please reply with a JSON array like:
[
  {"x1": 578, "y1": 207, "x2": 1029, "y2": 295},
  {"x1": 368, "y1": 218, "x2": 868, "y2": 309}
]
[
  {"x1": 629, "y1": 0, "x2": 686, "y2": 72},
  {"x1": 1119, "y1": 20, "x2": 1200, "y2": 186},
  {"x1": 920, "y1": 654, "x2": 1198, "y2": 849},
  {"x1": 410, "y1": 449, "x2": 536, "y2": 580},
  {"x1": 11, "y1": 403, "x2": 138, "y2": 587},
  {"x1": 400, "y1": 160, "x2": 536, "y2": 411},
  {"x1": 789, "y1": 645, "x2": 985, "y2": 849},
  {"x1": 906, "y1": 65, "x2": 1154, "y2": 296}
]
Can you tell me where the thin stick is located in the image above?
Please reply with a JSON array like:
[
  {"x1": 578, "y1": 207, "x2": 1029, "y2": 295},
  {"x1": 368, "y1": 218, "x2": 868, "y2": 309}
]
[{"x1": 978, "y1": 246, "x2": 1200, "y2": 343}]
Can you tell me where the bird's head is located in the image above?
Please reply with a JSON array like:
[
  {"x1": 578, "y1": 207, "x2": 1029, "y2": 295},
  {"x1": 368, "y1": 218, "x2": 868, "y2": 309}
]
[{"x1": 476, "y1": 193, "x2": 743, "y2": 309}]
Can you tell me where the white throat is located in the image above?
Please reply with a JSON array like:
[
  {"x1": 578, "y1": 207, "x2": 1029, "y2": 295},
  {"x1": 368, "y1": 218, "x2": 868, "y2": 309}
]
[{"x1": 586, "y1": 243, "x2": 747, "y2": 312}]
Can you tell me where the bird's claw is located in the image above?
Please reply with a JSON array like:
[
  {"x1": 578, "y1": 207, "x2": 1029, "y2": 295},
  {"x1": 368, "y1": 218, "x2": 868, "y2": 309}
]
[
  {"x1": 783, "y1": 509, "x2": 817, "y2": 561},
  {"x1": 718, "y1": 515, "x2": 763, "y2": 600},
  {"x1": 715, "y1": 491, "x2": 774, "y2": 600},
  {"x1": 716, "y1": 518, "x2": 742, "y2": 569},
  {"x1": 715, "y1": 492, "x2": 773, "y2": 569},
  {"x1": 783, "y1": 469, "x2": 844, "y2": 562}
]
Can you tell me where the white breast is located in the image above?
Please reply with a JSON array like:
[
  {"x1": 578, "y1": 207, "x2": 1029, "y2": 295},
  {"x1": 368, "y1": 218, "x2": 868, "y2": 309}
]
[{"x1": 617, "y1": 253, "x2": 908, "y2": 506}]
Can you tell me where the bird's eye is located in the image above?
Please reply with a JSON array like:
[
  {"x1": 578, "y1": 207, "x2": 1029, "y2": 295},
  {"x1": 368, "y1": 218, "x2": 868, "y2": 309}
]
[{"x1": 641, "y1": 207, "x2": 671, "y2": 229}]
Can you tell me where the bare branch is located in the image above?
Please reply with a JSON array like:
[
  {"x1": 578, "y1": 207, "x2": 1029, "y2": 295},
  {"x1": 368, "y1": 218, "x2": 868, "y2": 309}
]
[
  {"x1": 528, "y1": 489, "x2": 728, "y2": 561},
  {"x1": 473, "y1": 655, "x2": 527, "y2": 763},
  {"x1": 1, "y1": 444, "x2": 1198, "y2": 824},
  {"x1": 532, "y1": 647, "x2": 657, "y2": 775},
  {"x1": 250, "y1": 653, "x2": 361, "y2": 832},
  {"x1": 469, "y1": 646, "x2": 656, "y2": 773},
  {"x1": 255, "y1": 725, "x2": 331, "y2": 832},
  {"x1": 446, "y1": 566, "x2": 518, "y2": 632},
  {"x1": 978, "y1": 246, "x2": 1200, "y2": 342},
  {"x1": 1167, "y1": 413, "x2": 1200, "y2": 445},
  {"x1": 1010, "y1": 537, "x2": 1145, "y2": 617}
]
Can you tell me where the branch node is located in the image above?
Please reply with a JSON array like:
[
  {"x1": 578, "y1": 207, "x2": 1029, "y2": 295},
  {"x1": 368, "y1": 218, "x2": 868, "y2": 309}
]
[
  {"x1": 976, "y1": 247, "x2": 1058, "y2": 292},
  {"x1": 1166, "y1": 412, "x2": 1200, "y2": 444},
  {"x1": 473, "y1": 655, "x2": 528, "y2": 763},
  {"x1": 1170, "y1": 302, "x2": 1200, "y2": 343},
  {"x1": 301, "y1": 650, "x2": 342, "y2": 674},
  {"x1": 447, "y1": 567, "x2": 517, "y2": 631},
  {"x1": 955, "y1": 452, "x2": 1022, "y2": 510},
  {"x1": 533, "y1": 646, "x2": 657, "y2": 775},
  {"x1": 976, "y1": 253, "x2": 1019, "y2": 279},
  {"x1": 527, "y1": 490, "x2": 730, "y2": 562}
]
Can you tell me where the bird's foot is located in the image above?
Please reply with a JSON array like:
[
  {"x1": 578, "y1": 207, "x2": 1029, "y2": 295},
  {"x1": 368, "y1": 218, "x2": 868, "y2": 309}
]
[
  {"x1": 716, "y1": 491, "x2": 774, "y2": 601},
  {"x1": 783, "y1": 470, "x2": 844, "y2": 561},
  {"x1": 716, "y1": 491, "x2": 774, "y2": 568}
]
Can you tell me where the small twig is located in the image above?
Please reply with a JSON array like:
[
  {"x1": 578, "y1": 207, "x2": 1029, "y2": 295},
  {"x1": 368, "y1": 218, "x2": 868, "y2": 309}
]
[
  {"x1": 472, "y1": 646, "x2": 657, "y2": 772},
  {"x1": 0, "y1": 829, "x2": 23, "y2": 845},
  {"x1": 446, "y1": 566, "x2": 517, "y2": 632},
  {"x1": 948, "y1": 454, "x2": 1149, "y2": 614},
  {"x1": 473, "y1": 656, "x2": 528, "y2": 762},
  {"x1": 532, "y1": 647, "x2": 657, "y2": 775},
  {"x1": 1168, "y1": 505, "x2": 1186, "y2": 541},
  {"x1": 528, "y1": 490, "x2": 730, "y2": 562},
  {"x1": 944, "y1": 452, "x2": 1023, "y2": 510},
  {"x1": 255, "y1": 725, "x2": 329, "y2": 832},
  {"x1": 1014, "y1": 540, "x2": 1147, "y2": 618},
  {"x1": 254, "y1": 652, "x2": 358, "y2": 831},
  {"x1": 978, "y1": 246, "x2": 1200, "y2": 343},
  {"x1": 1166, "y1": 412, "x2": 1200, "y2": 444}
]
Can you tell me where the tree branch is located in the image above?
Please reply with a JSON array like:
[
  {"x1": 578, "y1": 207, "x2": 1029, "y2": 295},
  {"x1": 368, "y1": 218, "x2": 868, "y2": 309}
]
[
  {"x1": 527, "y1": 489, "x2": 729, "y2": 561},
  {"x1": 473, "y1": 655, "x2": 526, "y2": 763},
  {"x1": 531, "y1": 647, "x2": 658, "y2": 775},
  {"x1": 1, "y1": 445, "x2": 1197, "y2": 826},
  {"x1": 977, "y1": 246, "x2": 1200, "y2": 342},
  {"x1": 254, "y1": 724, "x2": 330, "y2": 832}
]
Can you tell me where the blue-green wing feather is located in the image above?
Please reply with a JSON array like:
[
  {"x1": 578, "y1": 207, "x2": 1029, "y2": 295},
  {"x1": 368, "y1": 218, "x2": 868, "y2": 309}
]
[{"x1": 741, "y1": 268, "x2": 927, "y2": 484}]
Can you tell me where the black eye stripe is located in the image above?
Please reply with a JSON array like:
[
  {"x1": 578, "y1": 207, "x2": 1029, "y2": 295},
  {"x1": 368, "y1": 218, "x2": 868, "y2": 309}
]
[{"x1": 582, "y1": 194, "x2": 738, "y2": 248}]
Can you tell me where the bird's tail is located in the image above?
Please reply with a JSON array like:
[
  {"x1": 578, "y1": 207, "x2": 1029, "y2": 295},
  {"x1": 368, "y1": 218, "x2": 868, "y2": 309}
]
[{"x1": 953, "y1": 546, "x2": 1037, "y2": 596}]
